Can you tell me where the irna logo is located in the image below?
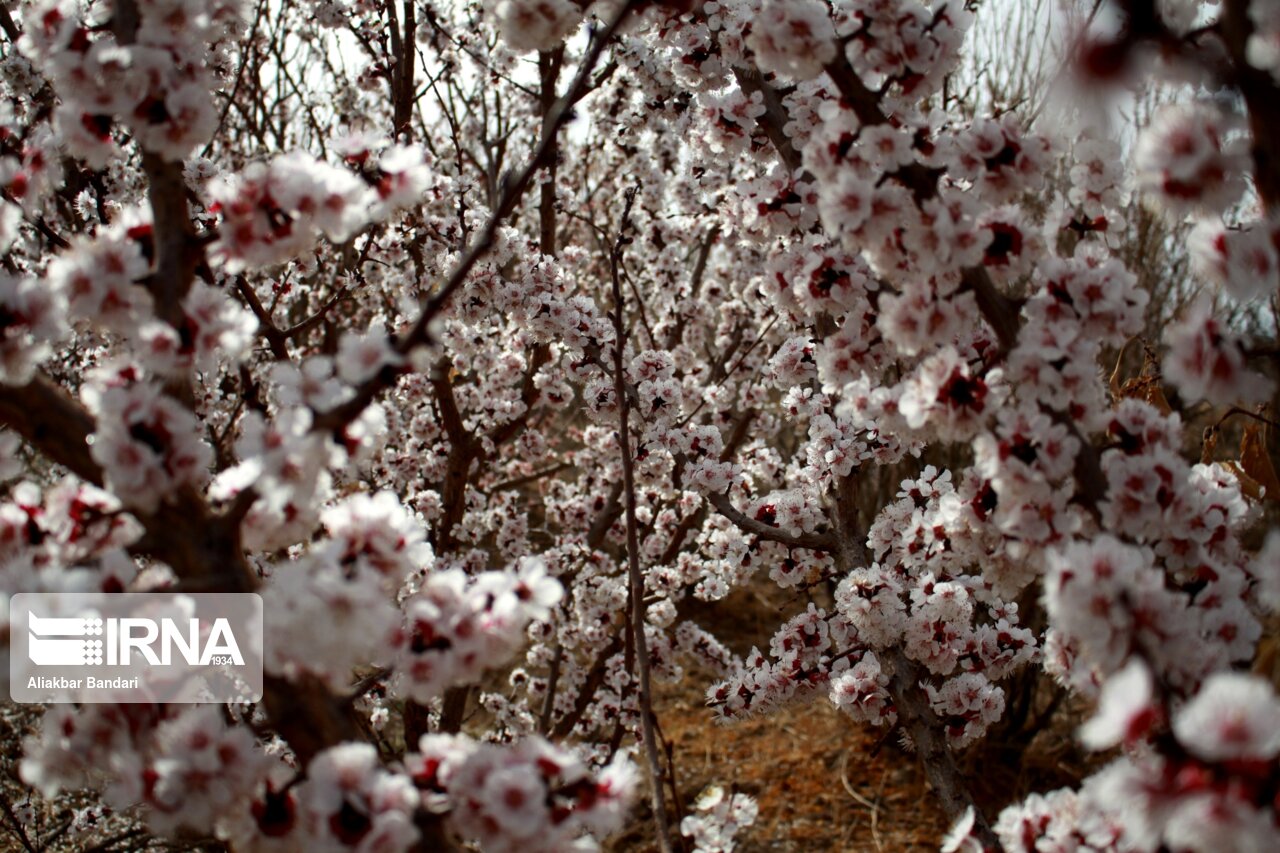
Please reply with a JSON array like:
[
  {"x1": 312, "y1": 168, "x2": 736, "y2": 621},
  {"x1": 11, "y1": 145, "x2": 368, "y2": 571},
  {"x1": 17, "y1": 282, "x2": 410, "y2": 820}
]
[
  {"x1": 10, "y1": 592, "x2": 263, "y2": 704},
  {"x1": 26, "y1": 611, "x2": 245, "y2": 668}
]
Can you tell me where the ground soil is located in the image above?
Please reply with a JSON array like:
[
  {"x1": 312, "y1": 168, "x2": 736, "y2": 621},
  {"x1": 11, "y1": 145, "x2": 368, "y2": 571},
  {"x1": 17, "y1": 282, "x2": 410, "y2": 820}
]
[
  {"x1": 648, "y1": 683, "x2": 947, "y2": 852},
  {"x1": 606, "y1": 579, "x2": 1097, "y2": 853},
  {"x1": 609, "y1": 582, "x2": 956, "y2": 852}
]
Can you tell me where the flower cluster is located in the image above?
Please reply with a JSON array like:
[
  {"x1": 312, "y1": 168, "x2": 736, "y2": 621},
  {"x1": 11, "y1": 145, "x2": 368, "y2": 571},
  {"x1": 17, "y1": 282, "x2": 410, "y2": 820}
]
[
  {"x1": 680, "y1": 785, "x2": 758, "y2": 853},
  {"x1": 828, "y1": 652, "x2": 894, "y2": 726},
  {"x1": 1162, "y1": 295, "x2": 1273, "y2": 406},
  {"x1": 209, "y1": 146, "x2": 430, "y2": 270},
  {"x1": 22, "y1": 704, "x2": 277, "y2": 840},
  {"x1": 287, "y1": 742, "x2": 420, "y2": 852},
  {"x1": 746, "y1": 0, "x2": 836, "y2": 81},
  {"x1": 210, "y1": 153, "x2": 376, "y2": 269},
  {"x1": 1134, "y1": 103, "x2": 1249, "y2": 215},
  {"x1": 45, "y1": 211, "x2": 154, "y2": 331},
  {"x1": 21, "y1": 0, "x2": 241, "y2": 163},
  {"x1": 988, "y1": 668, "x2": 1280, "y2": 853},
  {"x1": 5, "y1": 0, "x2": 1280, "y2": 850},
  {"x1": 0, "y1": 272, "x2": 65, "y2": 384},
  {"x1": 486, "y1": 0, "x2": 583, "y2": 53},
  {"x1": 1189, "y1": 217, "x2": 1280, "y2": 302},
  {"x1": 410, "y1": 733, "x2": 635, "y2": 851},
  {"x1": 86, "y1": 374, "x2": 214, "y2": 513},
  {"x1": 395, "y1": 558, "x2": 562, "y2": 702},
  {"x1": 1043, "y1": 532, "x2": 1257, "y2": 697}
]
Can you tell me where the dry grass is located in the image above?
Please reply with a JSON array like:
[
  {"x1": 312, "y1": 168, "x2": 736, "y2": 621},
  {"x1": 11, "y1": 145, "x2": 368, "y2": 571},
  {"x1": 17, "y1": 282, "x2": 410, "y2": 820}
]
[
  {"x1": 606, "y1": 580, "x2": 1099, "y2": 853},
  {"x1": 651, "y1": 681, "x2": 947, "y2": 852},
  {"x1": 607, "y1": 578, "x2": 954, "y2": 852}
]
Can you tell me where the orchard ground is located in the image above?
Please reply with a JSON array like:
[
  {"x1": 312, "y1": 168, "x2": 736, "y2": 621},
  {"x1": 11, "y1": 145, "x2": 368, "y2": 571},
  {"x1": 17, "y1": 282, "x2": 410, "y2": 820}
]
[{"x1": 609, "y1": 584, "x2": 1095, "y2": 852}]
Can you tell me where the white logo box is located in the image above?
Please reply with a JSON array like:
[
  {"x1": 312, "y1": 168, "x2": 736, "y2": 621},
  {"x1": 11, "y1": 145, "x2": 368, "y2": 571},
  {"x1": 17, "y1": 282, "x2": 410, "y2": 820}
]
[{"x1": 9, "y1": 592, "x2": 262, "y2": 704}]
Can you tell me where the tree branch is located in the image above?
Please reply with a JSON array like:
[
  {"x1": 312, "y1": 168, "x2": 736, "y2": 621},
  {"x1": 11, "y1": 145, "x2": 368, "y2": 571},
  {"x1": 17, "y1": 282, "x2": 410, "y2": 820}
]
[
  {"x1": 883, "y1": 648, "x2": 1002, "y2": 849},
  {"x1": 704, "y1": 490, "x2": 838, "y2": 553},
  {"x1": 609, "y1": 186, "x2": 674, "y2": 853}
]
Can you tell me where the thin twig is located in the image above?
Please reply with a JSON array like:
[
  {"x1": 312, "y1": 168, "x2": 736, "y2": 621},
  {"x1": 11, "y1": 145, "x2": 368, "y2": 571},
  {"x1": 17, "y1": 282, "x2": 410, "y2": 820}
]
[{"x1": 609, "y1": 185, "x2": 674, "y2": 853}]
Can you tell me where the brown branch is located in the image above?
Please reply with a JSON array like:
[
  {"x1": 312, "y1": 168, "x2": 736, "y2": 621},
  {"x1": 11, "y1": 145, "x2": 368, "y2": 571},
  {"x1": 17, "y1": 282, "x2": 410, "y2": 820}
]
[
  {"x1": 0, "y1": 788, "x2": 39, "y2": 853},
  {"x1": 0, "y1": 5, "x2": 453, "y2": 823},
  {"x1": 1217, "y1": 0, "x2": 1280, "y2": 210},
  {"x1": 883, "y1": 648, "x2": 1001, "y2": 849},
  {"x1": 609, "y1": 186, "x2": 674, "y2": 853},
  {"x1": 0, "y1": 376, "x2": 103, "y2": 485},
  {"x1": 663, "y1": 411, "x2": 756, "y2": 563},
  {"x1": 822, "y1": 57, "x2": 888, "y2": 129},
  {"x1": 438, "y1": 685, "x2": 471, "y2": 734},
  {"x1": 539, "y1": 643, "x2": 564, "y2": 734},
  {"x1": 0, "y1": 383, "x2": 365, "y2": 773},
  {"x1": 704, "y1": 490, "x2": 837, "y2": 553},
  {"x1": 387, "y1": 0, "x2": 416, "y2": 139},
  {"x1": 487, "y1": 343, "x2": 552, "y2": 448},
  {"x1": 114, "y1": 0, "x2": 203, "y2": 412},
  {"x1": 587, "y1": 481, "x2": 625, "y2": 549},
  {"x1": 280, "y1": 285, "x2": 354, "y2": 340},
  {"x1": 235, "y1": 276, "x2": 290, "y2": 360},
  {"x1": 482, "y1": 461, "x2": 573, "y2": 495},
  {"x1": 666, "y1": 225, "x2": 720, "y2": 350},
  {"x1": 551, "y1": 636, "x2": 623, "y2": 739},
  {"x1": 0, "y1": 2, "x2": 20, "y2": 43},
  {"x1": 821, "y1": 459, "x2": 1001, "y2": 848},
  {"x1": 960, "y1": 267, "x2": 1022, "y2": 355},
  {"x1": 428, "y1": 356, "x2": 479, "y2": 551},
  {"x1": 538, "y1": 46, "x2": 565, "y2": 256},
  {"x1": 731, "y1": 66, "x2": 802, "y2": 173},
  {"x1": 1060, "y1": 414, "x2": 1105, "y2": 518}
]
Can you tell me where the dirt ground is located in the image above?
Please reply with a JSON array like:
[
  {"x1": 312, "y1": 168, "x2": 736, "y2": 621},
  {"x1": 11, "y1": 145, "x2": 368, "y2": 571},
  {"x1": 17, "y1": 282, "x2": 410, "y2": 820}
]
[
  {"x1": 650, "y1": 684, "x2": 947, "y2": 852},
  {"x1": 608, "y1": 581, "x2": 956, "y2": 852},
  {"x1": 606, "y1": 579, "x2": 1095, "y2": 853}
]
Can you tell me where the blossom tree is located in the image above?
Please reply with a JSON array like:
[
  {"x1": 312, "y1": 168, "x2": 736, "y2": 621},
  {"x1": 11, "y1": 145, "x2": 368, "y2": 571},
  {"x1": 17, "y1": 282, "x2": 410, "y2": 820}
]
[{"x1": 1, "y1": 0, "x2": 1279, "y2": 851}]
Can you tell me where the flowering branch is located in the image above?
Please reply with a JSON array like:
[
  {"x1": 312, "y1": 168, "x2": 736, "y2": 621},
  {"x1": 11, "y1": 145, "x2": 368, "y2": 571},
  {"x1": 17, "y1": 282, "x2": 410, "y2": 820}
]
[
  {"x1": 314, "y1": 2, "x2": 640, "y2": 438},
  {"x1": 610, "y1": 184, "x2": 674, "y2": 853},
  {"x1": 704, "y1": 490, "x2": 838, "y2": 553}
]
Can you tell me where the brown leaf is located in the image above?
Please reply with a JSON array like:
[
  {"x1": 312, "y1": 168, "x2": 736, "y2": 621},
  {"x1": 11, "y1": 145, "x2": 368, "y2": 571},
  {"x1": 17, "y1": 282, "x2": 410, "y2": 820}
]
[
  {"x1": 1143, "y1": 381, "x2": 1172, "y2": 416},
  {"x1": 1201, "y1": 426, "x2": 1219, "y2": 465},
  {"x1": 1239, "y1": 421, "x2": 1280, "y2": 502},
  {"x1": 1109, "y1": 338, "x2": 1143, "y2": 402},
  {"x1": 1109, "y1": 347, "x2": 1125, "y2": 401},
  {"x1": 1119, "y1": 376, "x2": 1173, "y2": 416},
  {"x1": 1224, "y1": 461, "x2": 1267, "y2": 501}
]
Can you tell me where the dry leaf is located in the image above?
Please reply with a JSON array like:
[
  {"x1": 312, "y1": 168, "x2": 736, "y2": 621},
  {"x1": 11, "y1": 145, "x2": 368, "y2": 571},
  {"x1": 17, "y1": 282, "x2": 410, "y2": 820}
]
[
  {"x1": 1239, "y1": 421, "x2": 1280, "y2": 502},
  {"x1": 1143, "y1": 381, "x2": 1172, "y2": 416},
  {"x1": 1110, "y1": 344, "x2": 1172, "y2": 415},
  {"x1": 1223, "y1": 461, "x2": 1266, "y2": 501},
  {"x1": 1201, "y1": 426, "x2": 1219, "y2": 465},
  {"x1": 1109, "y1": 338, "x2": 1141, "y2": 402},
  {"x1": 1119, "y1": 376, "x2": 1173, "y2": 416}
]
